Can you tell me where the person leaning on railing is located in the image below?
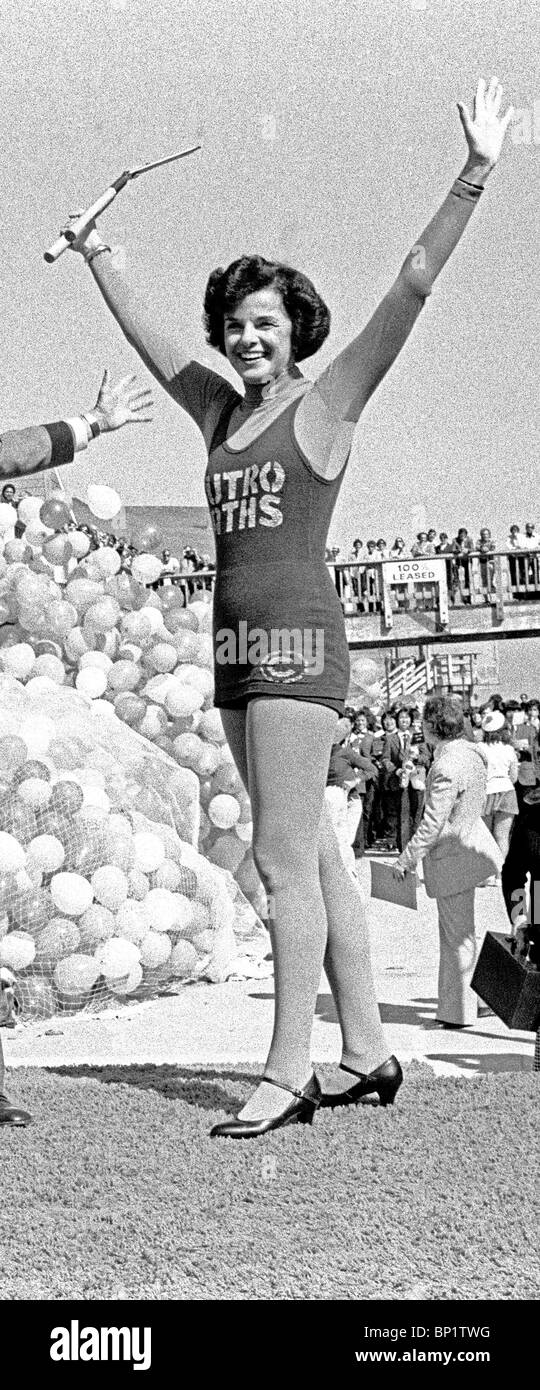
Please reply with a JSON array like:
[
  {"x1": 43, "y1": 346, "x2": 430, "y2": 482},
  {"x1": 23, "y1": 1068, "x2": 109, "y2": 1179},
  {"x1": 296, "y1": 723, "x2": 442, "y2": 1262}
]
[
  {"x1": 506, "y1": 524, "x2": 526, "y2": 590},
  {"x1": 521, "y1": 522, "x2": 540, "y2": 588},
  {"x1": 451, "y1": 528, "x2": 474, "y2": 603},
  {"x1": 346, "y1": 537, "x2": 364, "y2": 601},
  {"x1": 476, "y1": 527, "x2": 496, "y2": 599},
  {"x1": 362, "y1": 539, "x2": 380, "y2": 609}
]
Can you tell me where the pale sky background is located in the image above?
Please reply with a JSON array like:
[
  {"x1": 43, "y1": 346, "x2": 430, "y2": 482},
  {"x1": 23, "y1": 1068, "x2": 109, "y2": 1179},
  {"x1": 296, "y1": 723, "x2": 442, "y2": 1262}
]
[{"x1": 0, "y1": 0, "x2": 539, "y2": 691}]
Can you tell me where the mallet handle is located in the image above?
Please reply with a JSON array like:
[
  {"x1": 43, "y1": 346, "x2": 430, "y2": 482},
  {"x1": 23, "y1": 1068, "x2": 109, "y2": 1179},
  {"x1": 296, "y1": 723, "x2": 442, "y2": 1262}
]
[{"x1": 43, "y1": 173, "x2": 131, "y2": 264}]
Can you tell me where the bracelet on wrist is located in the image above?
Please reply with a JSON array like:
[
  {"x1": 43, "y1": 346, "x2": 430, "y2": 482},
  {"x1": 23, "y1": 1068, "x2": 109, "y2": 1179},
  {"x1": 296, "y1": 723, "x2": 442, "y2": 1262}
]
[
  {"x1": 457, "y1": 176, "x2": 486, "y2": 191},
  {"x1": 82, "y1": 413, "x2": 101, "y2": 439},
  {"x1": 84, "y1": 244, "x2": 112, "y2": 266},
  {"x1": 450, "y1": 177, "x2": 484, "y2": 204}
]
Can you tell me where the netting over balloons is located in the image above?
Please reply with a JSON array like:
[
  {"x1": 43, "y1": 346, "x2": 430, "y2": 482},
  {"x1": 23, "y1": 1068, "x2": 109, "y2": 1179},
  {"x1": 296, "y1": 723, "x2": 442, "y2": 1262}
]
[
  {"x1": 0, "y1": 487, "x2": 267, "y2": 963},
  {"x1": 0, "y1": 677, "x2": 260, "y2": 1022}
]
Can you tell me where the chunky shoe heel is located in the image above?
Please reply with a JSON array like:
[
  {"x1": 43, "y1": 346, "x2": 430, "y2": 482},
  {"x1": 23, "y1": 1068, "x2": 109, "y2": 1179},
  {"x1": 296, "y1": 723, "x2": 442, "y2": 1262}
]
[
  {"x1": 322, "y1": 1056, "x2": 403, "y2": 1109},
  {"x1": 210, "y1": 1072, "x2": 321, "y2": 1138}
]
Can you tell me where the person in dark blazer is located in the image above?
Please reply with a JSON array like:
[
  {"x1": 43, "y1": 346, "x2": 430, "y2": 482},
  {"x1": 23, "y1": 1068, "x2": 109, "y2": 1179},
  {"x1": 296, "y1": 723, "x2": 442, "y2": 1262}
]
[
  {"x1": 350, "y1": 709, "x2": 381, "y2": 854},
  {"x1": 0, "y1": 368, "x2": 152, "y2": 1128},
  {"x1": 393, "y1": 696, "x2": 502, "y2": 1027},
  {"x1": 381, "y1": 707, "x2": 429, "y2": 851},
  {"x1": 511, "y1": 700, "x2": 540, "y2": 813}
]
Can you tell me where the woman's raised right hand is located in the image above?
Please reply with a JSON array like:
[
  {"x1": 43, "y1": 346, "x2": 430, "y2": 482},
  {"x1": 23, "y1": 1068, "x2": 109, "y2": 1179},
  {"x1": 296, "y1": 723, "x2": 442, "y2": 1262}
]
[{"x1": 64, "y1": 213, "x2": 104, "y2": 257}]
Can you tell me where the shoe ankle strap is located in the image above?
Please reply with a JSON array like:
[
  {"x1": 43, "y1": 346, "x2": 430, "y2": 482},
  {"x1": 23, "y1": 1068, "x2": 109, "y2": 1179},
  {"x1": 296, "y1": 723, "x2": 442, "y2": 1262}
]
[{"x1": 263, "y1": 1073, "x2": 318, "y2": 1105}]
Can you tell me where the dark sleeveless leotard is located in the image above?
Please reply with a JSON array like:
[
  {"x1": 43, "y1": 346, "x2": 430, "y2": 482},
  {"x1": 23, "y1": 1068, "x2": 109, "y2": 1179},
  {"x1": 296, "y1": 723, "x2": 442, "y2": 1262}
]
[
  {"x1": 205, "y1": 392, "x2": 351, "y2": 714},
  {"x1": 89, "y1": 250, "x2": 431, "y2": 716}
]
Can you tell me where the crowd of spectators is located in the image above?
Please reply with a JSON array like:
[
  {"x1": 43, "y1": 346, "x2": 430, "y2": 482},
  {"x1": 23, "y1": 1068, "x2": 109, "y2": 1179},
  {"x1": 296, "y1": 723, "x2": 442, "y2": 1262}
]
[
  {"x1": 73, "y1": 527, "x2": 215, "y2": 591},
  {"x1": 330, "y1": 521, "x2": 540, "y2": 564},
  {"x1": 0, "y1": 484, "x2": 216, "y2": 593},
  {"x1": 328, "y1": 691, "x2": 540, "y2": 867},
  {"x1": 325, "y1": 522, "x2": 540, "y2": 606}
]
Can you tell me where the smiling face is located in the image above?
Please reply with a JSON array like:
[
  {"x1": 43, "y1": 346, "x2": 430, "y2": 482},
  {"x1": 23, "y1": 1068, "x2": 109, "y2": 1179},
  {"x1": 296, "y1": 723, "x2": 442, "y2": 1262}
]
[{"x1": 223, "y1": 286, "x2": 294, "y2": 386}]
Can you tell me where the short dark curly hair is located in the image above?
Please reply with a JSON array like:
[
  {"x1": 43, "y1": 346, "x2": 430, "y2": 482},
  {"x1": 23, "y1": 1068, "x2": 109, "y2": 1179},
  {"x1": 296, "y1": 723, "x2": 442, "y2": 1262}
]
[
  {"x1": 202, "y1": 255, "x2": 331, "y2": 363},
  {"x1": 423, "y1": 696, "x2": 465, "y2": 742}
]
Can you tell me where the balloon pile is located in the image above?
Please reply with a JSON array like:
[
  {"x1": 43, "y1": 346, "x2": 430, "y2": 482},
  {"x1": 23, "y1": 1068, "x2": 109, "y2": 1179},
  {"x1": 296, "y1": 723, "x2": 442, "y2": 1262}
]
[
  {"x1": 0, "y1": 486, "x2": 266, "y2": 915},
  {"x1": 0, "y1": 673, "x2": 259, "y2": 1020}
]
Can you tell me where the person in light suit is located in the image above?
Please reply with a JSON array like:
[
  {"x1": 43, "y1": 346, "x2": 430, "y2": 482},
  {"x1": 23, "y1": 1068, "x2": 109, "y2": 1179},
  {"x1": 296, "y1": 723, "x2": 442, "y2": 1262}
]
[{"x1": 392, "y1": 696, "x2": 502, "y2": 1028}]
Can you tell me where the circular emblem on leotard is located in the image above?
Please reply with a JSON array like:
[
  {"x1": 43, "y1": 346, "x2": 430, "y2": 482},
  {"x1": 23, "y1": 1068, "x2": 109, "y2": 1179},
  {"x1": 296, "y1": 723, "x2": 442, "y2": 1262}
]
[{"x1": 256, "y1": 650, "x2": 308, "y2": 684}]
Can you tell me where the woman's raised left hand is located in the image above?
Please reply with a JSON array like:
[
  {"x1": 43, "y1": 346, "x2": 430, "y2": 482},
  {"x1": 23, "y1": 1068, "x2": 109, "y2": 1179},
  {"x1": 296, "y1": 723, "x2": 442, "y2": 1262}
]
[{"x1": 457, "y1": 77, "x2": 514, "y2": 171}]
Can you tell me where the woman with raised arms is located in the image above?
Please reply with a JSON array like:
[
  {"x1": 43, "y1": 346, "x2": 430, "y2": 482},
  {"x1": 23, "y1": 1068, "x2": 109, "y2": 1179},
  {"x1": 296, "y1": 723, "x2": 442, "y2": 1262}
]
[{"x1": 66, "y1": 78, "x2": 513, "y2": 1138}]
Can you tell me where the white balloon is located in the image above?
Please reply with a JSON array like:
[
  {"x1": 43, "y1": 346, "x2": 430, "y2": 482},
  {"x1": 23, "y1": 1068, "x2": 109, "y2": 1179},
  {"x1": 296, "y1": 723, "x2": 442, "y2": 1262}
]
[
  {"x1": 0, "y1": 503, "x2": 18, "y2": 534},
  {"x1": 0, "y1": 832, "x2": 26, "y2": 874},
  {"x1": 87, "y1": 484, "x2": 122, "y2": 520},
  {"x1": 0, "y1": 643, "x2": 35, "y2": 680},
  {"x1": 75, "y1": 667, "x2": 108, "y2": 699},
  {"x1": 131, "y1": 554, "x2": 163, "y2": 585},
  {"x1": 50, "y1": 872, "x2": 94, "y2": 917},
  {"x1": 69, "y1": 531, "x2": 91, "y2": 559},
  {"x1": 208, "y1": 794, "x2": 241, "y2": 829},
  {"x1": 17, "y1": 495, "x2": 44, "y2": 526},
  {"x1": 78, "y1": 650, "x2": 113, "y2": 672},
  {"x1": 20, "y1": 713, "x2": 55, "y2": 753}
]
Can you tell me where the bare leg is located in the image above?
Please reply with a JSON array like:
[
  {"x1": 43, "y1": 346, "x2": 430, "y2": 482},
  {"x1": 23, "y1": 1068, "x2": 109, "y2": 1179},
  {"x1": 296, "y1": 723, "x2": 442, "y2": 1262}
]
[
  {"x1": 492, "y1": 813, "x2": 515, "y2": 864},
  {"x1": 319, "y1": 803, "x2": 388, "y2": 1074},
  {"x1": 239, "y1": 698, "x2": 336, "y2": 1118},
  {"x1": 221, "y1": 700, "x2": 390, "y2": 1119}
]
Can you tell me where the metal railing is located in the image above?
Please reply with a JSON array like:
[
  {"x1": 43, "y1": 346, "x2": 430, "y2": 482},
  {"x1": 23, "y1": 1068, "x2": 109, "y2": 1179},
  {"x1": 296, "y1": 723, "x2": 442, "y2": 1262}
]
[
  {"x1": 328, "y1": 551, "x2": 540, "y2": 617},
  {"x1": 152, "y1": 568, "x2": 216, "y2": 598},
  {"x1": 385, "y1": 651, "x2": 478, "y2": 704},
  {"x1": 152, "y1": 552, "x2": 540, "y2": 618}
]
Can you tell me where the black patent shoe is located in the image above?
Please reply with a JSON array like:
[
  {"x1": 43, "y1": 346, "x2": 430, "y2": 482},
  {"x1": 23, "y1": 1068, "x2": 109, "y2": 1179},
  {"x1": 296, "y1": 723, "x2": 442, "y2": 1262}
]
[
  {"x1": 322, "y1": 1056, "x2": 403, "y2": 1109},
  {"x1": 210, "y1": 1072, "x2": 321, "y2": 1139},
  {"x1": 0, "y1": 1092, "x2": 33, "y2": 1127}
]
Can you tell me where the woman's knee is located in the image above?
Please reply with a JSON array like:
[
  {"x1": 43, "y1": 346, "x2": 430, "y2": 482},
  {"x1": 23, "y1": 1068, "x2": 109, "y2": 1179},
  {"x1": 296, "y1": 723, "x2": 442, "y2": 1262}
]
[{"x1": 252, "y1": 827, "x2": 318, "y2": 893}]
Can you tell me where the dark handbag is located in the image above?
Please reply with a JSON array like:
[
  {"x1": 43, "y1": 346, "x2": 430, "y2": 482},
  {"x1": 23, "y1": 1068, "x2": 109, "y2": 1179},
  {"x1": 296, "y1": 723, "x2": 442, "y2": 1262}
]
[{"x1": 472, "y1": 931, "x2": 540, "y2": 1031}]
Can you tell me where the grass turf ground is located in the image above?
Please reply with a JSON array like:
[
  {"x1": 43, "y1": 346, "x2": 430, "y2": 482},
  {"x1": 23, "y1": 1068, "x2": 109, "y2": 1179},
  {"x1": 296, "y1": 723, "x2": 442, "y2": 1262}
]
[{"x1": 1, "y1": 1064, "x2": 538, "y2": 1302}]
